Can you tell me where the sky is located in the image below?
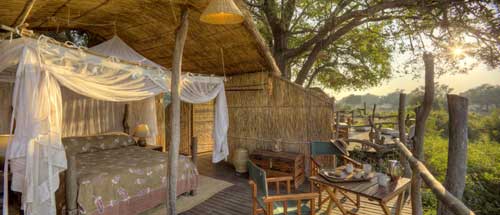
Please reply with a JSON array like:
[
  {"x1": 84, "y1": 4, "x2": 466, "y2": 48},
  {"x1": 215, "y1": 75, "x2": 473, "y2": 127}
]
[{"x1": 327, "y1": 58, "x2": 500, "y2": 100}]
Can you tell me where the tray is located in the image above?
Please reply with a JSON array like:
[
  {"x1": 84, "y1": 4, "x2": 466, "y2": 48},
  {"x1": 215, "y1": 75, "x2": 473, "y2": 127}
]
[{"x1": 319, "y1": 167, "x2": 374, "y2": 183}]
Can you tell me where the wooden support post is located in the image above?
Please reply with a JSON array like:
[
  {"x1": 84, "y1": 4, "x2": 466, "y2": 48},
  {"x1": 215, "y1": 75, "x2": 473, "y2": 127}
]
[
  {"x1": 191, "y1": 136, "x2": 198, "y2": 166},
  {"x1": 167, "y1": 6, "x2": 189, "y2": 215},
  {"x1": 398, "y1": 93, "x2": 412, "y2": 178},
  {"x1": 363, "y1": 102, "x2": 367, "y2": 115},
  {"x1": 335, "y1": 111, "x2": 340, "y2": 139},
  {"x1": 351, "y1": 111, "x2": 354, "y2": 124},
  {"x1": 331, "y1": 98, "x2": 336, "y2": 139},
  {"x1": 395, "y1": 140, "x2": 475, "y2": 215},
  {"x1": 66, "y1": 154, "x2": 78, "y2": 215},
  {"x1": 438, "y1": 95, "x2": 469, "y2": 215},
  {"x1": 123, "y1": 104, "x2": 129, "y2": 134},
  {"x1": 370, "y1": 104, "x2": 377, "y2": 130}
]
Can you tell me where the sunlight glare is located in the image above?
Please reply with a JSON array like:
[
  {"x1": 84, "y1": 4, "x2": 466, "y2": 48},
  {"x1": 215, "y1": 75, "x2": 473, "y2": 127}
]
[{"x1": 451, "y1": 46, "x2": 465, "y2": 57}]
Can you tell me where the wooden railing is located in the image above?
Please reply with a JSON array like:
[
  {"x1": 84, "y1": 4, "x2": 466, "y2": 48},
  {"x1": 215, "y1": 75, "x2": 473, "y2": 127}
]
[{"x1": 394, "y1": 140, "x2": 475, "y2": 215}]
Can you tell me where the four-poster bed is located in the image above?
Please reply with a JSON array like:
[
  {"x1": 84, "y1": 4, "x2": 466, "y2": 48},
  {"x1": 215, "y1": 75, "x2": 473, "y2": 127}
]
[{"x1": 0, "y1": 35, "x2": 228, "y2": 214}]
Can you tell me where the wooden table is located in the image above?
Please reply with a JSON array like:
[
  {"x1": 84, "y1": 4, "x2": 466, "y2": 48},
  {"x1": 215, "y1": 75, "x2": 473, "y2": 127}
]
[
  {"x1": 309, "y1": 174, "x2": 410, "y2": 215},
  {"x1": 250, "y1": 150, "x2": 305, "y2": 189}
]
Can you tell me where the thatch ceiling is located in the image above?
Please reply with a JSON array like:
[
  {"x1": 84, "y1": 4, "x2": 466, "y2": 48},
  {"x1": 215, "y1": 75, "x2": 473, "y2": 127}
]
[{"x1": 0, "y1": 0, "x2": 280, "y2": 76}]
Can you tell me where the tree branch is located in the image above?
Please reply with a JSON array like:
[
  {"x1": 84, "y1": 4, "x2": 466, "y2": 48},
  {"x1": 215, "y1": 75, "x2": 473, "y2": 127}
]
[{"x1": 286, "y1": 0, "x2": 417, "y2": 59}]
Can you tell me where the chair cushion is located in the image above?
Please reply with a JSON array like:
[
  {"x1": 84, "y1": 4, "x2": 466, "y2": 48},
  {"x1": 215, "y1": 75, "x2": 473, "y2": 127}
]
[
  {"x1": 272, "y1": 199, "x2": 312, "y2": 215},
  {"x1": 310, "y1": 141, "x2": 344, "y2": 156}
]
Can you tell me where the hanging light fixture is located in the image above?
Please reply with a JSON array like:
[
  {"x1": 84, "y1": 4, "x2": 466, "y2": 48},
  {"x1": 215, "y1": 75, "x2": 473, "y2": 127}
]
[{"x1": 200, "y1": 0, "x2": 244, "y2": 25}]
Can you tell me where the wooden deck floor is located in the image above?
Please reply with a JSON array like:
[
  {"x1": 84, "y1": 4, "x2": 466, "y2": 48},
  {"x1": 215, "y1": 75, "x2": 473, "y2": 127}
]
[{"x1": 182, "y1": 153, "x2": 411, "y2": 215}]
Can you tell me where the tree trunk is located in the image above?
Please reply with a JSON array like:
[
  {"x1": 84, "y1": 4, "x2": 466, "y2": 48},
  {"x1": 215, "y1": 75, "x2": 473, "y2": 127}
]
[
  {"x1": 294, "y1": 44, "x2": 322, "y2": 85},
  {"x1": 398, "y1": 93, "x2": 412, "y2": 178},
  {"x1": 272, "y1": 29, "x2": 290, "y2": 79},
  {"x1": 411, "y1": 52, "x2": 435, "y2": 215},
  {"x1": 306, "y1": 66, "x2": 322, "y2": 88},
  {"x1": 437, "y1": 95, "x2": 469, "y2": 215},
  {"x1": 167, "y1": 6, "x2": 188, "y2": 215}
]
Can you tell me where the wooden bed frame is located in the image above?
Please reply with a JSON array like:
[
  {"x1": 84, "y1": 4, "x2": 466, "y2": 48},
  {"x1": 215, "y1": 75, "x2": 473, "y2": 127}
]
[{"x1": 63, "y1": 139, "x2": 198, "y2": 215}]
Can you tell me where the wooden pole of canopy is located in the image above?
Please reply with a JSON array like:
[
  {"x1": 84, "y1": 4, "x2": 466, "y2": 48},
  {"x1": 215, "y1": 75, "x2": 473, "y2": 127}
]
[
  {"x1": 13, "y1": 0, "x2": 37, "y2": 27},
  {"x1": 167, "y1": 5, "x2": 189, "y2": 215},
  {"x1": 395, "y1": 140, "x2": 475, "y2": 215}
]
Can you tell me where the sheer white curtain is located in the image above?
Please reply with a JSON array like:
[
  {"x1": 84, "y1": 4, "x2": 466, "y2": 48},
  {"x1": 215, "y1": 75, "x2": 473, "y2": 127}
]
[
  {"x1": 181, "y1": 75, "x2": 228, "y2": 162},
  {"x1": 4, "y1": 44, "x2": 66, "y2": 215},
  {"x1": 0, "y1": 37, "x2": 169, "y2": 215},
  {"x1": 91, "y1": 36, "x2": 229, "y2": 162},
  {"x1": 61, "y1": 88, "x2": 125, "y2": 137}
]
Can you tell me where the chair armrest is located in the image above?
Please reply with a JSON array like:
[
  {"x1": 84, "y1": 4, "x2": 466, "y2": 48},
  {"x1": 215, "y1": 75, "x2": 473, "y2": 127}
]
[
  {"x1": 310, "y1": 157, "x2": 321, "y2": 168},
  {"x1": 340, "y1": 155, "x2": 362, "y2": 167},
  {"x1": 266, "y1": 176, "x2": 293, "y2": 183},
  {"x1": 263, "y1": 192, "x2": 319, "y2": 203}
]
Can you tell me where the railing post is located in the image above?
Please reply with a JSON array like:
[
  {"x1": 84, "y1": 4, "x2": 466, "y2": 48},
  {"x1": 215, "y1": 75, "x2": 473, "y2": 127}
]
[
  {"x1": 395, "y1": 140, "x2": 475, "y2": 215},
  {"x1": 335, "y1": 111, "x2": 340, "y2": 139},
  {"x1": 398, "y1": 93, "x2": 412, "y2": 178}
]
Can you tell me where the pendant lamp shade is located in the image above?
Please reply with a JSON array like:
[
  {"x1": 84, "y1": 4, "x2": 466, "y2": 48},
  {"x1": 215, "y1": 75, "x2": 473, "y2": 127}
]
[{"x1": 200, "y1": 0, "x2": 245, "y2": 25}]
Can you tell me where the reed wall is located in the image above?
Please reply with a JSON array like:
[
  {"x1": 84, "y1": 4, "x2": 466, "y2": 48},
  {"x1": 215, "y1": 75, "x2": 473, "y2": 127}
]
[
  {"x1": 225, "y1": 72, "x2": 335, "y2": 173},
  {"x1": 163, "y1": 100, "x2": 215, "y2": 155}
]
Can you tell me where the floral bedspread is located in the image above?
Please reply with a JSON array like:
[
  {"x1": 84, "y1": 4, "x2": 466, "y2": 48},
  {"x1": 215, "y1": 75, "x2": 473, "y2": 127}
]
[{"x1": 62, "y1": 135, "x2": 198, "y2": 215}]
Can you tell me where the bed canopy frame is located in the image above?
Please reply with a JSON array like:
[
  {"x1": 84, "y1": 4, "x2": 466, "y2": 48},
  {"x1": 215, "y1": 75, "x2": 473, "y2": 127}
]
[{"x1": 0, "y1": 34, "x2": 228, "y2": 215}]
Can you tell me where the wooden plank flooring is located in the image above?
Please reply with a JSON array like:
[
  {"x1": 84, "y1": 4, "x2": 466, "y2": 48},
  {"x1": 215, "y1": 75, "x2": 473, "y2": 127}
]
[{"x1": 182, "y1": 153, "x2": 411, "y2": 215}]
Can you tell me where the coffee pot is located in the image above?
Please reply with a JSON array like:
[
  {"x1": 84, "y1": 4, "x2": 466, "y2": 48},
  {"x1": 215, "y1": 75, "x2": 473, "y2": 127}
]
[{"x1": 387, "y1": 160, "x2": 403, "y2": 181}]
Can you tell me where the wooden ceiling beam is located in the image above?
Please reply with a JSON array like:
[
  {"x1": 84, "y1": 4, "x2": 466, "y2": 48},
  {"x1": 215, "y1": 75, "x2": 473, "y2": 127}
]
[
  {"x1": 11, "y1": 0, "x2": 37, "y2": 27},
  {"x1": 34, "y1": 0, "x2": 72, "y2": 28}
]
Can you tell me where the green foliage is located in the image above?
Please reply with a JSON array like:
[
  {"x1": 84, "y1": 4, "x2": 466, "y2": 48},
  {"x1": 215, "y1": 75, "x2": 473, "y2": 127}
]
[
  {"x1": 314, "y1": 25, "x2": 393, "y2": 90},
  {"x1": 422, "y1": 110, "x2": 500, "y2": 215},
  {"x1": 482, "y1": 109, "x2": 500, "y2": 143},
  {"x1": 407, "y1": 84, "x2": 454, "y2": 110},
  {"x1": 339, "y1": 84, "x2": 500, "y2": 114},
  {"x1": 339, "y1": 93, "x2": 380, "y2": 107},
  {"x1": 247, "y1": 0, "x2": 500, "y2": 89},
  {"x1": 461, "y1": 84, "x2": 500, "y2": 113}
]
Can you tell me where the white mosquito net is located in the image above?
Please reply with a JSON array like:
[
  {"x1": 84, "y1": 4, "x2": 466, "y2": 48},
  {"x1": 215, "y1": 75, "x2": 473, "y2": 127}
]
[
  {"x1": 0, "y1": 35, "x2": 229, "y2": 215},
  {"x1": 89, "y1": 36, "x2": 229, "y2": 163}
]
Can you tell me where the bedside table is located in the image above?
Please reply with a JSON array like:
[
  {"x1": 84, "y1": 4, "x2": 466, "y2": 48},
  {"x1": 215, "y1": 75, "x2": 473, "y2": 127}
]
[{"x1": 143, "y1": 145, "x2": 163, "y2": 152}]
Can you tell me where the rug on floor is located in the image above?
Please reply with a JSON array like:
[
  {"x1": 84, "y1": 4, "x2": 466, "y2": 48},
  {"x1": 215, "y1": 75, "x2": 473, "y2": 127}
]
[{"x1": 141, "y1": 175, "x2": 233, "y2": 214}]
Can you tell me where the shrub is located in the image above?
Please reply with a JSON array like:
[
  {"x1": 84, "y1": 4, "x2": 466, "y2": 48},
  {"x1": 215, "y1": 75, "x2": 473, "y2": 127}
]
[{"x1": 424, "y1": 134, "x2": 500, "y2": 214}]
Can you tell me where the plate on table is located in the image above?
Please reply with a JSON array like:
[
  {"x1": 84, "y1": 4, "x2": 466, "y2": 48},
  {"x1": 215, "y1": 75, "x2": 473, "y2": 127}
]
[
  {"x1": 354, "y1": 126, "x2": 371, "y2": 132},
  {"x1": 319, "y1": 167, "x2": 374, "y2": 183},
  {"x1": 381, "y1": 128, "x2": 399, "y2": 137}
]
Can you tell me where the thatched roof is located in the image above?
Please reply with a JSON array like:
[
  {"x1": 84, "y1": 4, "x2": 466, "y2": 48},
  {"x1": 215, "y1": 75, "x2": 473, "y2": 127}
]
[{"x1": 0, "y1": 0, "x2": 280, "y2": 76}]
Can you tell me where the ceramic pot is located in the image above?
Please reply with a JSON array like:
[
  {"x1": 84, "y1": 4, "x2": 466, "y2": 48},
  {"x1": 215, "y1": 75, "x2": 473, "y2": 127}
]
[{"x1": 233, "y1": 148, "x2": 249, "y2": 173}]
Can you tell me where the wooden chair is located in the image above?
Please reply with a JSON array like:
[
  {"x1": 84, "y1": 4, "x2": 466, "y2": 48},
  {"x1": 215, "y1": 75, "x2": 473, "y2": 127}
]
[
  {"x1": 248, "y1": 161, "x2": 318, "y2": 215},
  {"x1": 309, "y1": 140, "x2": 362, "y2": 207}
]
